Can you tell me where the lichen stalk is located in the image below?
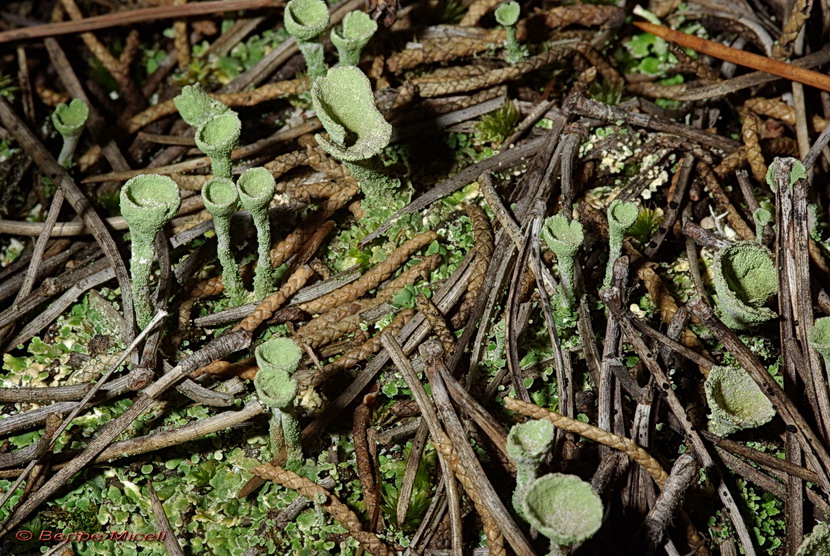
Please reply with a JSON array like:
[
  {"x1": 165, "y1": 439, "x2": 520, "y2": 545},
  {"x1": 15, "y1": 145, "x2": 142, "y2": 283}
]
[
  {"x1": 237, "y1": 167, "x2": 277, "y2": 299},
  {"x1": 602, "y1": 200, "x2": 638, "y2": 289},
  {"x1": 202, "y1": 177, "x2": 247, "y2": 304}
]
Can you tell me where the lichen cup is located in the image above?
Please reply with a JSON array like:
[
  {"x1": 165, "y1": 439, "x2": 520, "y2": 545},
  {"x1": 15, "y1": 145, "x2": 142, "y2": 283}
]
[
  {"x1": 603, "y1": 200, "x2": 638, "y2": 288},
  {"x1": 541, "y1": 214, "x2": 584, "y2": 309},
  {"x1": 330, "y1": 11, "x2": 378, "y2": 66},
  {"x1": 284, "y1": 0, "x2": 330, "y2": 79},
  {"x1": 254, "y1": 338, "x2": 304, "y2": 464},
  {"x1": 202, "y1": 177, "x2": 246, "y2": 304},
  {"x1": 52, "y1": 98, "x2": 89, "y2": 166},
  {"x1": 507, "y1": 420, "x2": 555, "y2": 517},
  {"x1": 713, "y1": 241, "x2": 778, "y2": 329},
  {"x1": 237, "y1": 167, "x2": 277, "y2": 298},
  {"x1": 196, "y1": 112, "x2": 241, "y2": 179},
  {"x1": 520, "y1": 473, "x2": 604, "y2": 555},
  {"x1": 120, "y1": 174, "x2": 181, "y2": 328},
  {"x1": 704, "y1": 365, "x2": 775, "y2": 436}
]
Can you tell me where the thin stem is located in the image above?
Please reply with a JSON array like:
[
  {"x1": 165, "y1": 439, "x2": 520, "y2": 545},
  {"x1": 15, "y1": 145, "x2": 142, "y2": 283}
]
[
  {"x1": 251, "y1": 207, "x2": 274, "y2": 299},
  {"x1": 213, "y1": 215, "x2": 246, "y2": 304},
  {"x1": 129, "y1": 229, "x2": 156, "y2": 328},
  {"x1": 297, "y1": 40, "x2": 326, "y2": 80},
  {"x1": 57, "y1": 134, "x2": 80, "y2": 167},
  {"x1": 210, "y1": 155, "x2": 232, "y2": 180}
]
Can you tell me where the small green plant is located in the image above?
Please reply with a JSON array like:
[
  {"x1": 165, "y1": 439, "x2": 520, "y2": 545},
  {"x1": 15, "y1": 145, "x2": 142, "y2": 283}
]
[
  {"x1": 603, "y1": 200, "x2": 638, "y2": 288},
  {"x1": 237, "y1": 167, "x2": 277, "y2": 299},
  {"x1": 175, "y1": 84, "x2": 241, "y2": 179},
  {"x1": 495, "y1": 2, "x2": 527, "y2": 63},
  {"x1": 311, "y1": 66, "x2": 399, "y2": 216},
  {"x1": 254, "y1": 338, "x2": 304, "y2": 466},
  {"x1": 284, "y1": 0, "x2": 330, "y2": 80},
  {"x1": 520, "y1": 473, "x2": 604, "y2": 555},
  {"x1": 627, "y1": 207, "x2": 661, "y2": 245},
  {"x1": 752, "y1": 207, "x2": 772, "y2": 243},
  {"x1": 330, "y1": 11, "x2": 377, "y2": 66},
  {"x1": 202, "y1": 177, "x2": 247, "y2": 304},
  {"x1": 507, "y1": 419, "x2": 555, "y2": 518},
  {"x1": 765, "y1": 156, "x2": 806, "y2": 191},
  {"x1": 712, "y1": 241, "x2": 778, "y2": 329},
  {"x1": 704, "y1": 365, "x2": 775, "y2": 436},
  {"x1": 52, "y1": 98, "x2": 89, "y2": 167},
  {"x1": 120, "y1": 174, "x2": 181, "y2": 328},
  {"x1": 797, "y1": 523, "x2": 830, "y2": 555},
  {"x1": 542, "y1": 214, "x2": 584, "y2": 309},
  {"x1": 475, "y1": 100, "x2": 520, "y2": 144}
]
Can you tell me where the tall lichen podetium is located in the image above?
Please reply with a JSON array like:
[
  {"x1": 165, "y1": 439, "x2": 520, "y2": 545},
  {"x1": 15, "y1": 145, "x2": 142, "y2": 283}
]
[
  {"x1": 311, "y1": 66, "x2": 399, "y2": 218},
  {"x1": 120, "y1": 174, "x2": 181, "y2": 328},
  {"x1": 284, "y1": 0, "x2": 330, "y2": 81},
  {"x1": 506, "y1": 419, "x2": 555, "y2": 519},
  {"x1": 712, "y1": 241, "x2": 778, "y2": 329},
  {"x1": 603, "y1": 200, "x2": 638, "y2": 289},
  {"x1": 542, "y1": 214, "x2": 584, "y2": 309},
  {"x1": 494, "y1": 1, "x2": 527, "y2": 63},
  {"x1": 520, "y1": 473, "x2": 604, "y2": 556},
  {"x1": 330, "y1": 11, "x2": 377, "y2": 66},
  {"x1": 752, "y1": 207, "x2": 773, "y2": 244},
  {"x1": 254, "y1": 337, "x2": 305, "y2": 467},
  {"x1": 704, "y1": 365, "x2": 775, "y2": 436},
  {"x1": 237, "y1": 167, "x2": 277, "y2": 299},
  {"x1": 174, "y1": 83, "x2": 240, "y2": 179},
  {"x1": 52, "y1": 98, "x2": 89, "y2": 167},
  {"x1": 202, "y1": 177, "x2": 247, "y2": 305}
]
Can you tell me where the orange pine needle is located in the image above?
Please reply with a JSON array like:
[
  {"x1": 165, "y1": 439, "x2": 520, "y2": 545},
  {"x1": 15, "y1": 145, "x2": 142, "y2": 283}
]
[{"x1": 633, "y1": 21, "x2": 830, "y2": 94}]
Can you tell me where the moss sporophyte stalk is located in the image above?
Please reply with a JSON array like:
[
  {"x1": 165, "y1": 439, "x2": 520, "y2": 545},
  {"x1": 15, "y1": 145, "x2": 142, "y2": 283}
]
[
  {"x1": 712, "y1": 241, "x2": 778, "y2": 329},
  {"x1": 704, "y1": 365, "x2": 775, "y2": 436},
  {"x1": 202, "y1": 177, "x2": 247, "y2": 305},
  {"x1": 237, "y1": 167, "x2": 277, "y2": 299},
  {"x1": 331, "y1": 11, "x2": 377, "y2": 66},
  {"x1": 284, "y1": 0, "x2": 330, "y2": 80},
  {"x1": 120, "y1": 174, "x2": 181, "y2": 328},
  {"x1": 254, "y1": 338, "x2": 304, "y2": 466},
  {"x1": 52, "y1": 98, "x2": 89, "y2": 167}
]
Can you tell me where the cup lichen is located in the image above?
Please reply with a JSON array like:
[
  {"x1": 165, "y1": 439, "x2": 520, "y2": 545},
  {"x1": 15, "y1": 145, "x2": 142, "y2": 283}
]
[
  {"x1": 254, "y1": 338, "x2": 304, "y2": 465},
  {"x1": 507, "y1": 419, "x2": 555, "y2": 518},
  {"x1": 808, "y1": 317, "x2": 830, "y2": 371},
  {"x1": 284, "y1": 0, "x2": 330, "y2": 80},
  {"x1": 796, "y1": 523, "x2": 830, "y2": 556},
  {"x1": 712, "y1": 241, "x2": 778, "y2": 329},
  {"x1": 520, "y1": 473, "x2": 604, "y2": 555},
  {"x1": 202, "y1": 177, "x2": 247, "y2": 304},
  {"x1": 494, "y1": 1, "x2": 526, "y2": 63},
  {"x1": 195, "y1": 112, "x2": 241, "y2": 179},
  {"x1": 704, "y1": 365, "x2": 775, "y2": 436},
  {"x1": 542, "y1": 214, "x2": 584, "y2": 309},
  {"x1": 603, "y1": 200, "x2": 638, "y2": 289},
  {"x1": 52, "y1": 98, "x2": 89, "y2": 167},
  {"x1": 752, "y1": 207, "x2": 772, "y2": 243},
  {"x1": 120, "y1": 174, "x2": 181, "y2": 328},
  {"x1": 331, "y1": 11, "x2": 378, "y2": 66},
  {"x1": 173, "y1": 83, "x2": 228, "y2": 127},
  {"x1": 237, "y1": 167, "x2": 277, "y2": 299}
]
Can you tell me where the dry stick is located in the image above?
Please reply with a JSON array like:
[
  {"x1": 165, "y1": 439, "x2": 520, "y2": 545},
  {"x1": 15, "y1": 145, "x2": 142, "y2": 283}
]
[
  {"x1": 504, "y1": 397, "x2": 669, "y2": 488},
  {"x1": 504, "y1": 225, "x2": 535, "y2": 404},
  {"x1": 637, "y1": 454, "x2": 699, "y2": 554},
  {"x1": 0, "y1": 331, "x2": 251, "y2": 535},
  {"x1": 253, "y1": 463, "x2": 393, "y2": 556},
  {"x1": 147, "y1": 480, "x2": 185, "y2": 556},
  {"x1": 352, "y1": 405, "x2": 381, "y2": 533},
  {"x1": 0, "y1": 384, "x2": 92, "y2": 403},
  {"x1": 633, "y1": 21, "x2": 830, "y2": 93},
  {"x1": 644, "y1": 153, "x2": 693, "y2": 258},
  {"x1": 603, "y1": 291, "x2": 758, "y2": 555},
  {"x1": 0, "y1": 0, "x2": 277, "y2": 43},
  {"x1": 0, "y1": 97, "x2": 135, "y2": 341},
  {"x1": 237, "y1": 258, "x2": 474, "y2": 498},
  {"x1": 804, "y1": 118, "x2": 830, "y2": 170}
]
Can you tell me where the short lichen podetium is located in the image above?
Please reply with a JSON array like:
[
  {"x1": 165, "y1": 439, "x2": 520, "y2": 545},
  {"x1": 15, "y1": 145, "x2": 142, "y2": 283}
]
[
  {"x1": 752, "y1": 207, "x2": 773, "y2": 243},
  {"x1": 254, "y1": 338, "x2": 305, "y2": 466},
  {"x1": 202, "y1": 177, "x2": 247, "y2": 304},
  {"x1": 520, "y1": 473, "x2": 604, "y2": 556},
  {"x1": 808, "y1": 318, "x2": 830, "y2": 372},
  {"x1": 542, "y1": 214, "x2": 584, "y2": 309},
  {"x1": 195, "y1": 112, "x2": 241, "y2": 179},
  {"x1": 52, "y1": 98, "x2": 89, "y2": 167},
  {"x1": 506, "y1": 420, "x2": 555, "y2": 519},
  {"x1": 712, "y1": 241, "x2": 778, "y2": 329},
  {"x1": 494, "y1": 1, "x2": 526, "y2": 63},
  {"x1": 284, "y1": 0, "x2": 330, "y2": 81},
  {"x1": 120, "y1": 174, "x2": 181, "y2": 328},
  {"x1": 704, "y1": 365, "x2": 775, "y2": 436},
  {"x1": 602, "y1": 200, "x2": 638, "y2": 289},
  {"x1": 330, "y1": 11, "x2": 377, "y2": 66},
  {"x1": 797, "y1": 523, "x2": 830, "y2": 556},
  {"x1": 311, "y1": 66, "x2": 399, "y2": 217},
  {"x1": 237, "y1": 167, "x2": 277, "y2": 299}
]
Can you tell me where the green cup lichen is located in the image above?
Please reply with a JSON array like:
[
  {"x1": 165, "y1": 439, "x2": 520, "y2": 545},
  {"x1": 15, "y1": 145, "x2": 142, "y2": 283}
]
[
  {"x1": 704, "y1": 365, "x2": 775, "y2": 437},
  {"x1": 284, "y1": 0, "x2": 330, "y2": 80},
  {"x1": 195, "y1": 112, "x2": 241, "y2": 179},
  {"x1": 173, "y1": 83, "x2": 229, "y2": 127},
  {"x1": 311, "y1": 66, "x2": 399, "y2": 215},
  {"x1": 808, "y1": 317, "x2": 830, "y2": 373},
  {"x1": 254, "y1": 338, "x2": 304, "y2": 465},
  {"x1": 542, "y1": 214, "x2": 584, "y2": 309},
  {"x1": 507, "y1": 420, "x2": 555, "y2": 518},
  {"x1": 797, "y1": 523, "x2": 830, "y2": 556},
  {"x1": 520, "y1": 473, "x2": 604, "y2": 555},
  {"x1": 331, "y1": 11, "x2": 378, "y2": 66},
  {"x1": 202, "y1": 177, "x2": 246, "y2": 305},
  {"x1": 752, "y1": 207, "x2": 772, "y2": 243},
  {"x1": 237, "y1": 167, "x2": 277, "y2": 299},
  {"x1": 603, "y1": 200, "x2": 638, "y2": 289},
  {"x1": 713, "y1": 241, "x2": 778, "y2": 329},
  {"x1": 52, "y1": 98, "x2": 89, "y2": 167},
  {"x1": 120, "y1": 174, "x2": 181, "y2": 328},
  {"x1": 494, "y1": 1, "x2": 526, "y2": 63}
]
